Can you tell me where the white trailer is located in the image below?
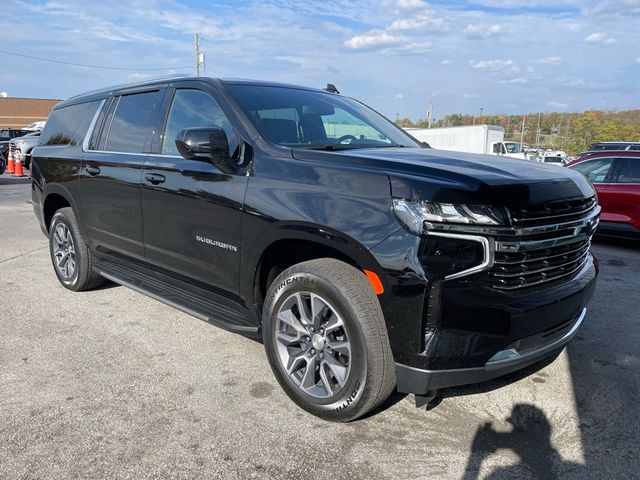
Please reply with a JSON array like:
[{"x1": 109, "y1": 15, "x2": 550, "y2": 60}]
[{"x1": 405, "y1": 125, "x2": 527, "y2": 160}]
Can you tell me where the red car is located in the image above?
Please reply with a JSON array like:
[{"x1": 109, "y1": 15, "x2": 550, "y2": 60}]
[{"x1": 566, "y1": 151, "x2": 640, "y2": 239}]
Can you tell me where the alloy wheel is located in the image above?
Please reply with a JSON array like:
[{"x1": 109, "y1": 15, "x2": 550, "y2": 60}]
[
  {"x1": 52, "y1": 223, "x2": 76, "y2": 279},
  {"x1": 274, "y1": 291, "x2": 352, "y2": 398}
]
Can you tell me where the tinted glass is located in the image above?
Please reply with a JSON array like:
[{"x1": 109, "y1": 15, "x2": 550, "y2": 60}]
[
  {"x1": 571, "y1": 158, "x2": 614, "y2": 183},
  {"x1": 39, "y1": 101, "x2": 100, "y2": 146},
  {"x1": 616, "y1": 159, "x2": 640, "y2": 183},
  {"x1": 226, "y1": 84, "x2": 420, "y2": 149},
  {"x1": 161, "y1": 89, "x2": 235, "y2": 155},
  {"x1": 105, "y1": 91, "x2": 162, "y2": 153}
]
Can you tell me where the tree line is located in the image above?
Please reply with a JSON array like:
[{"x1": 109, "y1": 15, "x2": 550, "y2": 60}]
[{"x1": 395, "y1": 109, "x2": 640, "y2": 155}]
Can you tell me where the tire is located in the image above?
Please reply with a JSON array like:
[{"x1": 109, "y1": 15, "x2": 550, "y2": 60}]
[
  {"x1": 49, "y1": 207, "x2": 104, "y2": 291},
  {"x1": 262, "y1": 258, "x2": 396, "y2": 422}
]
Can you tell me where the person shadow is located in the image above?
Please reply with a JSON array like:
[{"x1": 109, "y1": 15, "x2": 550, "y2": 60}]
[{"x1": 461, "y1": 403, "x2": 587, "y2": 480}]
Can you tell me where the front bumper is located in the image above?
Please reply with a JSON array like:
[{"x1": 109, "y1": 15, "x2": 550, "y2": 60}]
[{"x1": 396, "y1": 307, "x2": 586, "y2": 394}]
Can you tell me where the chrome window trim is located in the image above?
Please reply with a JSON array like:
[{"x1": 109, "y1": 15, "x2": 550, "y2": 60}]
[
  {"x1": 82, "y1": 150, "x2": 149, "y2": 157},
  {"x1": 82, "y1": 99, "x2": 106, "y2": 152},
  {"x1": 424, "y1": 231, "x2": 493, "y2": 281}
]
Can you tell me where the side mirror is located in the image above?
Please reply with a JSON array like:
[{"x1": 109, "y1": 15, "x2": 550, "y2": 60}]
[{"x1": 175, "y1": 127, "x2": 237, "y2": 174}]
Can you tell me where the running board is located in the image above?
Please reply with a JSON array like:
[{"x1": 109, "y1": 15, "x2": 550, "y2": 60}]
[{"x1": 96, "y1": 257, "x2": 260, "y2": 337}]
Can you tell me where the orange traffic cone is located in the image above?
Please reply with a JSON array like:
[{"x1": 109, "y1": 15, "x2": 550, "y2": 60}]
[
  {"x1": 14, "y1": 154, "x2": 24, "y2": 177},
  {"x1": 6, "y1": 149, "x2": 15, "y2": 174}
]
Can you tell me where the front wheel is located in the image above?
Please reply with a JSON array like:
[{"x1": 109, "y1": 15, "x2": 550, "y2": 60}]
[{"x1": 262, "y1": 259, "x2": 395, "y2": 422}]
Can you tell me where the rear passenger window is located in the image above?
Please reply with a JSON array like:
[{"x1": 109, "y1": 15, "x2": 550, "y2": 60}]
[
  {"x1": 40, "y1": 101, "x2": 100, "y2": 146},
  {"x1": 616, "y1": 159, "x2": 640, "y2": 183},
  {"x1": 105, "y1": 91, "x2": 162, "y2": 153},
  {"x1": 161, "y1": 89, "x2": 235, "y2": 155}
]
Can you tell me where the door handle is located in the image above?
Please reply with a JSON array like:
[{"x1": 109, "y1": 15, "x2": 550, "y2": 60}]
[
  {"x1": 85, "y1": 166, "x2": 100, "y2": 176},
  {"x1": 144, "y1": 173, "x2": 166, "y2": 185}
]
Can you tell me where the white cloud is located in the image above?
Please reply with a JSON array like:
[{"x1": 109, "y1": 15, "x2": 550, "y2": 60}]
[
  {"x1": 584, "y1": 32, "x2": 616, "y2": 44},
  {"x1": 344, "y1": 30, "x2": 404, "y2": 49},
  {"x1": 464, "y1": 24, "x2": 501, "y2": 38},
  {"x1": 536, "y1": 56, "x2": 562, "y2": 65},
  {"x1": 394, "y1": 93, "x2": 404, "y2": 99},
  {"x1": 395, "y1": 0, "x2": 428, "y2": 10},
  {"x1": 463, "y1": 93, "x2": 480, "y2": 99},
  {"x1": 636, "y1": 57, "x2": 640, "y2": 63},
  {"x1": 499, "y1": 77, "x2": 528, "y2": 84},
  {"x1": 470, "y1": 59, "x2": 516, "y2": 71},
  {"x1": 389, "y1": 12, "x2": 448, "y2": 31},
  {"x1": 587, "y1": 0, "x2": 640, "y2": 17},
  {"x1": 383, "y1": 41, "x2": 432, "y2": 55},
  {"x1": 440, "y1": 59, "x2": 453, "y2": 65},
  {"x1": 548, "y1": 101, "x2": 569, "y2": 109}
]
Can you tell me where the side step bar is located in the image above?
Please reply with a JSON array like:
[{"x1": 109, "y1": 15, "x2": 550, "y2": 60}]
[{"x1": 96, "y1": 257, "x2": 260, "y2": 337}]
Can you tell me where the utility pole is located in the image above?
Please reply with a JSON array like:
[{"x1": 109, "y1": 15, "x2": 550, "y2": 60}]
[
  {"x1": 535, "y1": 112, "x2": 542, "y2": 146},
  {"x1": 427, "y1": 103, "x2": 433, "y2": 128},
  {"x1": 520, "y1": 115, "x2": 526, "y2": 146},
  {"x1": 194, "y1": 33, "x2": 204, "y2": 76},
  {"x1": 479, "y1": 107, "x2": 484, "y2": 124}
]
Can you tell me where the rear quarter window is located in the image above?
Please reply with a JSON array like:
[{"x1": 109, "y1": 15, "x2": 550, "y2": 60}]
[{"x1": 39, "y1": 101, "x2": 101, "y2": 146}]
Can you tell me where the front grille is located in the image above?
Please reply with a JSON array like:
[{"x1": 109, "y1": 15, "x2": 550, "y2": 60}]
[
  {"x1": 489, "y1": 239, "x2": 591, "y2": 290},
  {"x1": 510, "y1": 197, "x2": 597, "y2": 226},
  {"x1": 484, "y1": 197, "x2": 599, "y2": 291}
]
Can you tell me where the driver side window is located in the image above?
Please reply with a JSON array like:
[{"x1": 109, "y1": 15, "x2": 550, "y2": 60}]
[{"x1": 162, "y1": 89, "x2": 236, "y2": 155}]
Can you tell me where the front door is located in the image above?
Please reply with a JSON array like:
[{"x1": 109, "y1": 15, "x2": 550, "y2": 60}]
[{"x1": 141, "y1": 85, "x2": 248, "y2": 295}]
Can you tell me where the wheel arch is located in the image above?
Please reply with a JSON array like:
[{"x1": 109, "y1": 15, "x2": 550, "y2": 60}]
[
  {"x1": 246, "y1": 222, "x2": 385, "y2": 313},
  {"x1": 42, "y1": 185, "x2": 79, "y2": 232}
]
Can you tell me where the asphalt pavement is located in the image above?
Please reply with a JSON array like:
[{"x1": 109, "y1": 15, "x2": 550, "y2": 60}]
[{"x1": 1, "y1": 176, "x2": 638, "y2": 479}]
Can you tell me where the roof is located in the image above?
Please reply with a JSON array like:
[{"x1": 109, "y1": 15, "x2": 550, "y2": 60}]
[
  {"x1": 61, "y1": 76, "x2": 333, "y2": 106},
  {"x1": 0, "y1": 97, "x2": 60, "y2": 129}
]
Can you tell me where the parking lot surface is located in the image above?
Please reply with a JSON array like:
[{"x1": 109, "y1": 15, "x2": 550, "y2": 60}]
[{"x1": 1, "y1": 177, "x2": 638, "y2": 479}]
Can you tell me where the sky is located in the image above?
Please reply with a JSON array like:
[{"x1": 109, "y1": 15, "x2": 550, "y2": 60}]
[{"x1": 0, "y1": 0, "x2": 638, "y2": 121}]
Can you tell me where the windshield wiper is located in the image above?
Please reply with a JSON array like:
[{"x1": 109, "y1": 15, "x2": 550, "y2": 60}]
[{"x1": 297, "y1": 144, "x2": 355, "y2": 151}]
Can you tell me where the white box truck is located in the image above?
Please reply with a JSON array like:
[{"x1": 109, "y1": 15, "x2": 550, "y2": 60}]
[{"x1": 405, "y1": 125, "x2": 527, "y2": 160}]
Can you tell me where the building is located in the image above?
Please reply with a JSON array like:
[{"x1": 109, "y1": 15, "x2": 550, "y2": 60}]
[{"x1": 0, "y1": 97, "x2": 60, "y2": 129}]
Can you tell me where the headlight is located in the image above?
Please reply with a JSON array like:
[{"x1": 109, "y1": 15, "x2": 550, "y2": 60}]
[{"x1": 392, "y1": 199, "x2": 508, "y2": 235}]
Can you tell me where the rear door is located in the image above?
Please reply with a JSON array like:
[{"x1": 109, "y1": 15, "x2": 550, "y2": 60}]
[
  {"x1": 79, "y1": 88, "x2": 164, "y2": 261},
  {"x1": 603, "y1": 157, "x2": 640, "y2": 230},
  {"x1": 141, "y1": 81, "x2": 248, "y2": 295}
]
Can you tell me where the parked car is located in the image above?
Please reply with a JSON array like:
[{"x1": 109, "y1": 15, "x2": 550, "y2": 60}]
[
  {"x1": 567, "y1": 151, "x2": 640, "y2": 239},
  {"x1": 23, "y1": 120, "x2": 46, "y2": 131},
  {"x1": 31, "y1": 77, "x2": 599, "y2": 421},
  {"x1": 588, "y1": 141, "x2": 640, "y2": 152},
  {"x1": 0, "y1": 128, "x2": 31, "y2": 174},
  {"x1": 9, "y1": 131, "x2": 41, "y2": 169}
]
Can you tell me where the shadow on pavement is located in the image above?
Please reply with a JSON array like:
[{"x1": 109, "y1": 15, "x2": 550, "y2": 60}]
[{"x1": 461, "y1": 404, "x2": 585, "y2": 480}]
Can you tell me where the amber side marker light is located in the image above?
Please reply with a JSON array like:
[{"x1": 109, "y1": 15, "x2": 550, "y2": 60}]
[{"x1": 363, "y1": 269, "x2": 385, "y2": 295}]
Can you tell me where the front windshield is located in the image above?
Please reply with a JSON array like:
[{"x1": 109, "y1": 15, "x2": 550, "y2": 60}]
[
  {"x1": 225, "y1": 84, "x2": 420, "y2": 150},
  {"x1": 505, "y1": 142, "x2": 522, "y2": 154}
]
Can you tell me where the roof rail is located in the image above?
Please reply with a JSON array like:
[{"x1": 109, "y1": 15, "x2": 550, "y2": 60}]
[{"x1": 67, "y1": 74, "x2": 194, "y2": 100}]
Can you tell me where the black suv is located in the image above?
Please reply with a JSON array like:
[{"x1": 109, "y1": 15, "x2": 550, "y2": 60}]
[{"x1": 31, "y1": 77, "x2": 599, "y2": 421}]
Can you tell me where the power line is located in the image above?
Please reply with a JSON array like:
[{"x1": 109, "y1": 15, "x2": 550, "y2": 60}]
[{"x1": 0, "y1": 48, "x2": 191, "y2": 71}]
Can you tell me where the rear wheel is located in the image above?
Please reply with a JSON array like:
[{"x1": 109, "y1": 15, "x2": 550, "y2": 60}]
[
  {"x1": 262, "y1": 258, "x2": 395, "y2": 422},
  {"x1": 49, "y1": 207, "x2": 103, "y2": 291}
]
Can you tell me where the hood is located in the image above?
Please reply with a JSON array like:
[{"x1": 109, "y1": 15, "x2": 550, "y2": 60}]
[{"x1": 292, "y1": 147, "x2": 595, "y2": 207}]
